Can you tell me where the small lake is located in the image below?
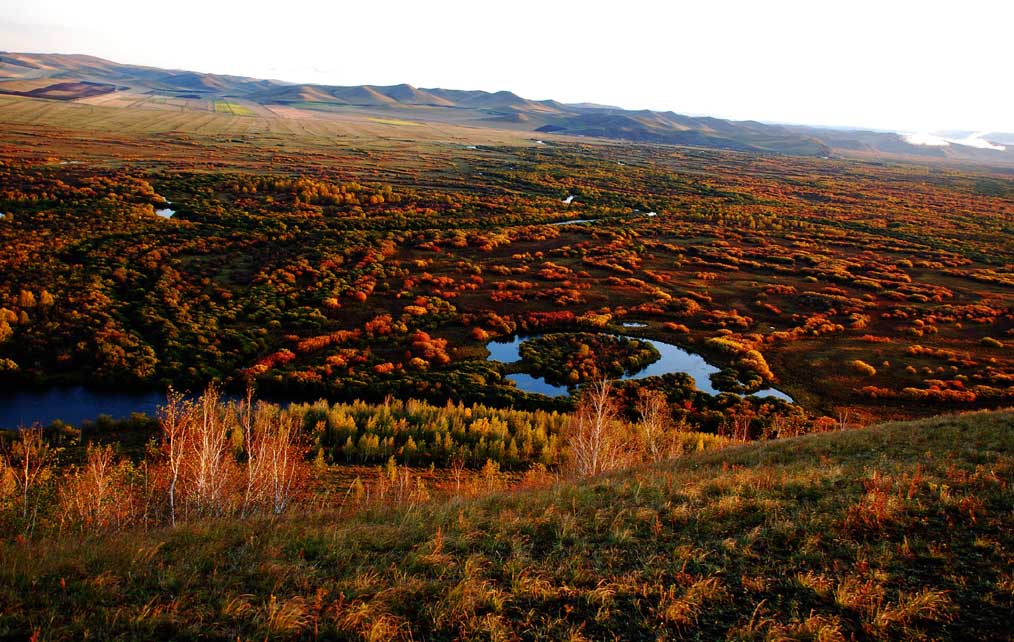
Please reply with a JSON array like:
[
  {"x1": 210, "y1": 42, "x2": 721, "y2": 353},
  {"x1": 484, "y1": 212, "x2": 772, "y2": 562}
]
[
  {"x1": 486, "y1": 333, "x2": 794, "y2": 402},
  {"x1": 549, "y1": 219, "x2": 595, "y2": 226},
  {"x1": 155, "y1": 199, "x2": 175, "y2": 219}
]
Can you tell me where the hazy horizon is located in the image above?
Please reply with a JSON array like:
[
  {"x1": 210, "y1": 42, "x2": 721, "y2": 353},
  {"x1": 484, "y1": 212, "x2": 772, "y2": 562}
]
[{"x1": 2, "y1": 0, "x2": 1011, "y2": 134}]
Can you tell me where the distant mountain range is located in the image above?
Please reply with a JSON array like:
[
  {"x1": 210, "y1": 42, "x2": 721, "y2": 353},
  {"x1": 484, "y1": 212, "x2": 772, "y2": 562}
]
[{"x1": 1, "y1": 51, "x2": 1011, "y2": 163}]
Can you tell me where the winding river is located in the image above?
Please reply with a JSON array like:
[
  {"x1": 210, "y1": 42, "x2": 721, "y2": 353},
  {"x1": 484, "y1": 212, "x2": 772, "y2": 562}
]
[
  {"x1": 0, "y1": 333, "x2": 792, "y2": 428},
  {"x1": 486, "y1": 333, "x2": 794, "y2": 402}
]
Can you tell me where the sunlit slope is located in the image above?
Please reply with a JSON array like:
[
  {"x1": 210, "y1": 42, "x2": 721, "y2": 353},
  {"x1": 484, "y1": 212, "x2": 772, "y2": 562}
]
[
  {"x1": 0, "y1": 51, "x2": 833, "y2": 156},
  {"x1": 0, "y1": 93, "x2": 538, "y2": 143},
  {"x1": 4, "y1": 51, "x2": 1013, "y2": 161}
]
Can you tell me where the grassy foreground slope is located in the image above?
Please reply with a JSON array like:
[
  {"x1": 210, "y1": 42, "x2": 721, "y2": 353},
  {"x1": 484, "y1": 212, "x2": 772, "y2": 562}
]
[{"x1": 2, "y1": 410, "x2": 1012, "y2": 641}]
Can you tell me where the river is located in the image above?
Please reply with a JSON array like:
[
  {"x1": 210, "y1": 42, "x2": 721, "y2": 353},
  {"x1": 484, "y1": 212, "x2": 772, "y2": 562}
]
[
  {"x1": 0, "y1": 333, "x2": 792, "y2": 428},
  {"x1": 0, "y1": 386, "x2": 169, "y2": 429}
]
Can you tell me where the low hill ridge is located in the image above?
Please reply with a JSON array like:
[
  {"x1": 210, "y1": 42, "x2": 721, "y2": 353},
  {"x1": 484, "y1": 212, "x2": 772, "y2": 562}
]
[
  {"x1": 0, "y1": 51, "x2": 834, "y2": 157},
  {"x1": 1, "y1": 51, "x2": 1011, "y2": 162}
]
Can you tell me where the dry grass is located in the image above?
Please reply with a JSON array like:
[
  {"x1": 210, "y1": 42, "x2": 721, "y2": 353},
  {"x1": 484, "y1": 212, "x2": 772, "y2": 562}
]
[{"x1": 0, "y1": 409, "x2": 1010, "y2": 640}]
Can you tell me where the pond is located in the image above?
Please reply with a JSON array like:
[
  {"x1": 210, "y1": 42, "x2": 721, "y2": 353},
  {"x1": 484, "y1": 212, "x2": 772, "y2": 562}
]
[
  {"x1": 486, "y1": 333, "x2": 794, "y2": 402},
  {"x1": 155, "y1": 199, "x2": 175, "y2": 219}
]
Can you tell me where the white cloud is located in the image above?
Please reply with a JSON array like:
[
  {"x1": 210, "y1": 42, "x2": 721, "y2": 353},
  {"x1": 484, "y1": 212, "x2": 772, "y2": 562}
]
[
  {"x1": 950, "y1": 132, "x2": 1006, "y2": 151},
  {"x1": 903, "y1": 133, "x2": 950, "y2": 147}
]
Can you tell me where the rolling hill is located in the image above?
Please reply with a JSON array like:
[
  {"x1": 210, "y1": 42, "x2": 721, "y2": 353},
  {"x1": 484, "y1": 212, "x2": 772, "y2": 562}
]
[{"x1": 0, "y1": 51, "x2": 1011, "y2": 163}]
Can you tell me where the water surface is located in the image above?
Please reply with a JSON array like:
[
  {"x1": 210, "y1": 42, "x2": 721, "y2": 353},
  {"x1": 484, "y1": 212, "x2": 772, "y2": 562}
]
[
  {"x1": 0, "y1": 332, "x2": 792, "y2": 427},
  {"x1": 0, "y1": 386, "x2": 250, "y2": 429},
  {"x1": 486, "y1": 333, "x2": 794, "y2": 402},
  {"x1": 505, "y1": 373, "x2": 568, "y2": 397},
  {"x1": 0, "y1": 386, "x2": 168, "y2": 429}
]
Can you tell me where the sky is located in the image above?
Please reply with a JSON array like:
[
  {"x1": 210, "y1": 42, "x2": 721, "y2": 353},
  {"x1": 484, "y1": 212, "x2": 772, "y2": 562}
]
[{"x1": 2, "y1": 0, "x2": 1011, "y2": 133}]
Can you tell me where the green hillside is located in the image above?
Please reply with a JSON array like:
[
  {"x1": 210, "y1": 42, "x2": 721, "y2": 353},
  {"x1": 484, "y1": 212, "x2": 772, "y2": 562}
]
[{"x1": 1, "y1": 409, "x2": 1011, "y2": 640}]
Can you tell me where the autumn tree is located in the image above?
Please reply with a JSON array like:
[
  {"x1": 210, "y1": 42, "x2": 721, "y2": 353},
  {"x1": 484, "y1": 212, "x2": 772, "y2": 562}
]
[
  {"x1": 58, "y1": 444, "x2": 137, "y2": 533},
  {"x1": 237, "y1": 389, "x2": 262, "y2": 518},
  {"x1": 564, "y1": 379, "x2": 630, "y2": 477},
  {"x1": 239, "y1": 395, "x2": 307, "y2": 517},
  {"x1": 17, "y1": 289, "x2": 36, "y2": 309},
  {"x1": 4, "y1": 426, "x2": 55, "y2": 532},
  {"x1": 260, "y1": 410, "x2": 305, "y2": 515},
  {"x1": 636, "y1": 389, "x2": 683, "y2": 463},
  {"x1": 189, "y1": 387, "x2": 233, "y2": 517},
  {"x1": 159, "y1": 388, "x2": 194, "y2": 527},
  {"x1": 159, "y1": 387, "x2": 308, "y2": 523}
]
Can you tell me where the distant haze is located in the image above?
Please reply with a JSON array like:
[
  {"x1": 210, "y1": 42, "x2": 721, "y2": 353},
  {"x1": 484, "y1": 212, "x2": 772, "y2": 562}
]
[{"x1": 1, "y1": 0, "x2": 1011, "y2": 133}]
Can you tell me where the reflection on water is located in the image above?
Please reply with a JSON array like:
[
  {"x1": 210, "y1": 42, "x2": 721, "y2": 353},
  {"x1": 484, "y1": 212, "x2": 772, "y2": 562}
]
[
  {"x1": 156, "y1": 208, "x2": 175, "y2": 219},
  {"x1": 486, "y1": 334, "x2": 794, "y2": 402},
  {"x1": 486, "y1": 337, "x2": 525, "y2": 364},
  {"x1": 505, "y1": 373, "x2": 568, "y2": 397}
]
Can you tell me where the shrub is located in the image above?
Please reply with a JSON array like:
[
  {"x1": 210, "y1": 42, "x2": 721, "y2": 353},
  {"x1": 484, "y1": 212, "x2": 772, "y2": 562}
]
[{"x1": 849, "y1": 360, "x2": 877, "y2": 377}]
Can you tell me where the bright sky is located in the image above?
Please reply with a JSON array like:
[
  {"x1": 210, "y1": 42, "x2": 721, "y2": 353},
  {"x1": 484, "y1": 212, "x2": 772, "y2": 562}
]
[{"x1": 2, "y1": 0, "x2": 1011, "y2": 133}]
